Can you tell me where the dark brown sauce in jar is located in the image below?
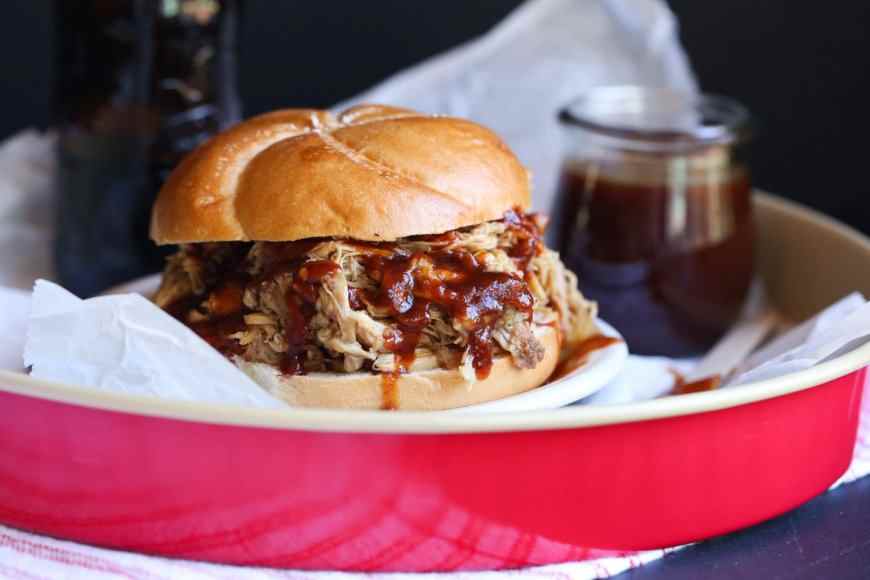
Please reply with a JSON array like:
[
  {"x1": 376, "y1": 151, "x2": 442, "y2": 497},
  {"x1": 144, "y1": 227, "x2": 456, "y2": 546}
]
[
  {"x1": 557, "y1": 88, "x2": 754, "y2": 357},
  {"x1": 556, "y1": 162, "x2": 753, "y2": 356}
]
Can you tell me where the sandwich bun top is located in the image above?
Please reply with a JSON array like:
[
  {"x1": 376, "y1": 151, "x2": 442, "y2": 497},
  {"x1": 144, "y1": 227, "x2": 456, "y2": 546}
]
[{"x1": 150, "y1": 104, "x2": 531, "y2": 245}]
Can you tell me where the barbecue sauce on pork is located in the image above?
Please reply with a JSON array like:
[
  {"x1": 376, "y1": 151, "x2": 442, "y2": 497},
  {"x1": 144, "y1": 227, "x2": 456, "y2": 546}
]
[{"x1": 164, "y1": 209, "x2": 546, "y2": 409}]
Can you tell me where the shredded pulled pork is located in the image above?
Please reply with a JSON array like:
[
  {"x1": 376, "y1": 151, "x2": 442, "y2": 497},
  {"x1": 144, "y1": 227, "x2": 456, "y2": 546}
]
[{"x1": 154, "y1": 209, "x2": 597, "y2": 381}]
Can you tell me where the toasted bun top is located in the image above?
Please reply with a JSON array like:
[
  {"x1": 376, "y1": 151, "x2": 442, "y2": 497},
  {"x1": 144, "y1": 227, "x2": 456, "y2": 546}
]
[{"x1": 150, "y1": 104, "x2": 531, "y2": 245}]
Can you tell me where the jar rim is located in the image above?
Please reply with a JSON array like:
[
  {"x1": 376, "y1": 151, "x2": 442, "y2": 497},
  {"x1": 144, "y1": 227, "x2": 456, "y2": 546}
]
[{"x1": 559, "y1": 86, "x2": 751, "y2": 145}]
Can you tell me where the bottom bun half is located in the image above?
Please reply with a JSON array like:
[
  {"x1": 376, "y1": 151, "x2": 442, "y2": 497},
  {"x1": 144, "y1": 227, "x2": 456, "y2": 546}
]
[{"x1": 236, "y1": 325, "x2": 559, "y2": 411}]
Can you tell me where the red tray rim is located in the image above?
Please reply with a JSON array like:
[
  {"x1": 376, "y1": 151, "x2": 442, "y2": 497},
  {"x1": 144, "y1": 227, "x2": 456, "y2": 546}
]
[{"x1": 1, "y1": 340, "x2": 868, "y2": 434}]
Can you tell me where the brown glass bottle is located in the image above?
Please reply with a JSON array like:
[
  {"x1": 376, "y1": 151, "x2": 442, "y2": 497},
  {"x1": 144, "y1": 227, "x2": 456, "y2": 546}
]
[{"x1": 54, "y1": 0, "x2": 242, "y2": 296}]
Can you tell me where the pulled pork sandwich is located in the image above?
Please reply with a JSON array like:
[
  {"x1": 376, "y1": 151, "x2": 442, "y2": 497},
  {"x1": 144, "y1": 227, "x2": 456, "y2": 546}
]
[{"x1": 150, "y1": 104, "x2": 597, "y2": 410}]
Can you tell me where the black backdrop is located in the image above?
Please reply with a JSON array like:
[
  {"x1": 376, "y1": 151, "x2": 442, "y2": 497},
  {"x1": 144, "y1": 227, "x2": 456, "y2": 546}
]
[{"x1": 3, "y1": 1, "x2": 869, "y2": 233}]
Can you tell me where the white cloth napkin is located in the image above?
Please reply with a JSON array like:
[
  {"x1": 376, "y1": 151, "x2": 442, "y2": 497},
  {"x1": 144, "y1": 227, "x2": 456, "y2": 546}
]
[
  {"x1": 0, "y1": 286, "x2": 29, "y2": 371},
  {"x1": 0, "y1": 130, "x2": 55, "y2": 290}
]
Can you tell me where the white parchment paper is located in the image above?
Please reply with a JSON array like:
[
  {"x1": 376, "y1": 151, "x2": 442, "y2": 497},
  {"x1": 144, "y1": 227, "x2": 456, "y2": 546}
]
[
  {"x1": 22, "y1": 280, "x2": 284, "y2": 408},
  {"x1": 729, "y1": 293, "x2": 870, "y2": 386}
]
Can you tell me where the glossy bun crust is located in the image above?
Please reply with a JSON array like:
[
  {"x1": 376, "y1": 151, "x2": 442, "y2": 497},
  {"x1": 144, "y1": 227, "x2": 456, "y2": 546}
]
[{"x1": 150, "y1": 104, "x2": 531, "y2": 244}]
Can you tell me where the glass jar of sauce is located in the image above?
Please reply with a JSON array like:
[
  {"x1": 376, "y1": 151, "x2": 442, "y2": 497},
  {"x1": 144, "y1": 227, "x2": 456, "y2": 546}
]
[{"x1": 555, "y1": 87, "x2": 754, "y2": 356}]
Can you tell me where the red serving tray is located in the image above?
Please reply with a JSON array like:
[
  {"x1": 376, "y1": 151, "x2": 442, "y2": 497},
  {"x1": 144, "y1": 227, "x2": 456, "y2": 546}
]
[{"x1": 0, "y1": 194, "x2": 868, "y2": 571}]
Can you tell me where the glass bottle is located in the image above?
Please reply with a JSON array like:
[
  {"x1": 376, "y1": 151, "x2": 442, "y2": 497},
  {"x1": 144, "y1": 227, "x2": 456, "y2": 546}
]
[{"x1": 54, "y1": 0, "x2": 242, "y2": 296}]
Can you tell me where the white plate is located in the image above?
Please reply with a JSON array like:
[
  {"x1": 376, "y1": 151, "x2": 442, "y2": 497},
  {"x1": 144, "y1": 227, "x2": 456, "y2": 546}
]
[
  {"x1": 451, "y1": 318, "x2": 626, "y2": 413},
  {"x1": 111, "y1": 274, "x2": 628, "y2": 414}
]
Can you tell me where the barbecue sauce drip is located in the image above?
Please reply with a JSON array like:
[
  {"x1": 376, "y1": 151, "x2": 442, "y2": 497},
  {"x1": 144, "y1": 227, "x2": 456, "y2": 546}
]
[
  {"x1": 380, "y1": 372, "x2": 400, "y2": 411},
  {"x1": 503, "y1": 207, "x2": 544, "y2": 272},
  {"x1": 669, "y1": 370, "x2": 721, "y2": 395},
  {"x1": 272, "y1": 258, "x2": 339, "y2": 374},
  {"x1": 550, "y1": 334, "x2": 621, "y2": 380}
]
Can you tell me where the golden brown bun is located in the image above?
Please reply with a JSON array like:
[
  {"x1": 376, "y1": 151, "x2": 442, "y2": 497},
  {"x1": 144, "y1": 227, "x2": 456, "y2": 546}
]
[
  {"x1": 150, "y1": 104, "x2": 531, "y2": 244},
  {"x1": 235, "y1": 325, "x2": 558, "y2": 411}
]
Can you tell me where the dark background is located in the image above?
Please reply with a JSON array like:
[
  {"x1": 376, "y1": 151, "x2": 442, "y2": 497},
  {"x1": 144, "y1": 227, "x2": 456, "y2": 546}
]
[{"x1": 2, "y1": 1, "x2": 869, "y2": 232}]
